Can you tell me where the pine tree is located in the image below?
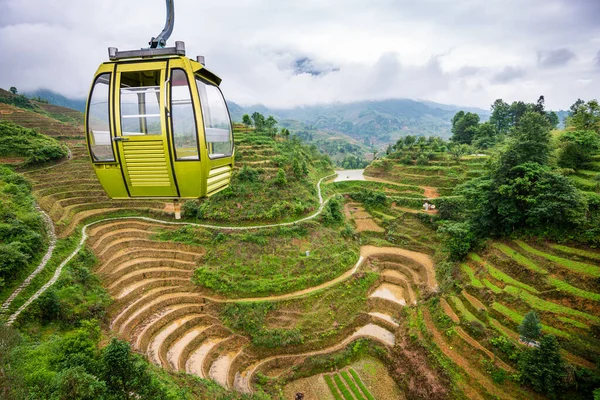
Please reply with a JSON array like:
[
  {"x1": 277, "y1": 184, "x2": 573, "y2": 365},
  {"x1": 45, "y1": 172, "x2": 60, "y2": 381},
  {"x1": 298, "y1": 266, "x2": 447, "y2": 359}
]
[
  {"x1": 518, "y1": 335, "x2": 566, "y2": 395},
  {"x1": 519, "y1": 311, "x2": 542, "y2": 343}
]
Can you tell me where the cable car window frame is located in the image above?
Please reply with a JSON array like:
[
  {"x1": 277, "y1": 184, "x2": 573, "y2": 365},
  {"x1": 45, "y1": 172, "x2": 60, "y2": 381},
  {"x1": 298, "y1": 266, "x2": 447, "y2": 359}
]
[
  {"x1": 87, "y1": 72, "x2": 116, "y2": 163},
  {"x1": 119, "y1": 70, "x2": 163, "y2": 136},
  {"x1": 195, "y1": 75, "x2": 233, "y2": 160},
  {"x1": 170, "y1": 68, "x2": 201, "y2": 161}
]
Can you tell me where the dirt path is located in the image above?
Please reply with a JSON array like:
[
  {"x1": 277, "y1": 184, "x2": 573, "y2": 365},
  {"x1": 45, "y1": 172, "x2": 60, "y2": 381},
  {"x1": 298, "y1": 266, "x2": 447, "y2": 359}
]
[
  {"x1": 1, "y1": 206, "x2": 56, "y2": 313},
  {"x1": 361, "y1": 246, "x2": 438, "y2": 290},
  {"x1": 440, "y1": 298, "x2": 459, "y2": 323},
  {"x1": 238, "y1": 323, "x2": 396, "y2": 393},
  {"x1": 422, "y1": 186, "x2": 439, "y2": 199},
  {"x1": 6, "y1": 173, "x2": 334, "y2": 324}
]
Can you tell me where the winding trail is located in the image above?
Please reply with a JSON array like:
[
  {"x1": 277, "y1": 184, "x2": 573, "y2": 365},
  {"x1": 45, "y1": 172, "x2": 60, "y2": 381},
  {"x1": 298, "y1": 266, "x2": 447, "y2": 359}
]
[
  {"x1": 6, "y1": 173, "x2": 336, "y2": 325},
  {"x1": 1, "y1": 206, "x2": 56, "y2": 312}
]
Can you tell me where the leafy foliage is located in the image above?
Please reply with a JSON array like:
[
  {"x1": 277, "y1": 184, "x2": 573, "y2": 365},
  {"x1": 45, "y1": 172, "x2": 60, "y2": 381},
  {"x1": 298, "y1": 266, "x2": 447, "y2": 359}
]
[
  {"x1": 518, "y1": 335, "x2": 566, "y2": 396},
  {"x1": 0, "y1": 121, "x2": 68, "y2": 165},
  {"x1": 0, "y1": 167, "x2": 44, "y2": 287},
  {"x1": 519, "y1": 311, "x2": 542, "y2": 343}
]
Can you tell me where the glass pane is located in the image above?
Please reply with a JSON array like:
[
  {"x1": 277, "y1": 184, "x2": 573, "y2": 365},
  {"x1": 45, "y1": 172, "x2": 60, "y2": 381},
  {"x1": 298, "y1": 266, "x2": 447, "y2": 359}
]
[
  {"x1": 196, "y1": 77, "x2": 233, "y2": 159},
  {"x1": 120, "y1": 70, "x2": 162, "y2": 135},
  {"x1": 88, "y1": 73, "x2": 115, "y2": 162},
  {"x1": 171, "y1": 70, "x2": 199, "y2": 160}
]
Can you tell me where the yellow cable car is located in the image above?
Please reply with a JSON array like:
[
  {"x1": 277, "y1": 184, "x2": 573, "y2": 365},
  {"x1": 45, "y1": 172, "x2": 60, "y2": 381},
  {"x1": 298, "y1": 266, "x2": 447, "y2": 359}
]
[{"x1": 85, "y1": 1, "x2": 234, "y2": 199}]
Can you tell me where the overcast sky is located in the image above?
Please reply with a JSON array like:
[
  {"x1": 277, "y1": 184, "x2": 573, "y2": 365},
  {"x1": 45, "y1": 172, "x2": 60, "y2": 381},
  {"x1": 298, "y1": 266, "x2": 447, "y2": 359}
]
[{"x1": 1, "y1": 0, "x2": 599, "y2": 110}]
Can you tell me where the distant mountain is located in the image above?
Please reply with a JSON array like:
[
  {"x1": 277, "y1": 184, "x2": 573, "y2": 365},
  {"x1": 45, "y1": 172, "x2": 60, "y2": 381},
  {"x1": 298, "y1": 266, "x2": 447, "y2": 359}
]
[
  {"x1": 20, "y1": 88, "x2": 496, "y2": 143},
  {"x1": 228, "y1": 99, "x2": 491, "y2": 144},
  {"x1": 25, "y1": 89, "x2": 87, "y2": 112}
]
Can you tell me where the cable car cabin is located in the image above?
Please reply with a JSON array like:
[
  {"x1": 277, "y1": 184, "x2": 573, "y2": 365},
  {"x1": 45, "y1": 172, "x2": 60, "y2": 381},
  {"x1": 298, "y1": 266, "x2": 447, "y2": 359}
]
[{"x1": 85, "y1": 42, "x2": 234, "y2": 199}]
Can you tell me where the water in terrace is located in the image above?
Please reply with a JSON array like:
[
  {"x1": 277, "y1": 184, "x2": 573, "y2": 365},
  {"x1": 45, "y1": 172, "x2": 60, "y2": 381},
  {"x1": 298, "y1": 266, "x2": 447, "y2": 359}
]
[
  {"x1": 370, "y1": 283, "x2": 407, "y2": 305},
  {"x1": 334, "y1": 169, "x2": 365, "y2": 182}
]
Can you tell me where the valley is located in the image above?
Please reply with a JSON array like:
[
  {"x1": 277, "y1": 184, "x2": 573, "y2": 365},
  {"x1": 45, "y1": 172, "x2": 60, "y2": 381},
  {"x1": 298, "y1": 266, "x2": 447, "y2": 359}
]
[{"x1": 0, "y1": 91, "x2": 599, "y2": 400}]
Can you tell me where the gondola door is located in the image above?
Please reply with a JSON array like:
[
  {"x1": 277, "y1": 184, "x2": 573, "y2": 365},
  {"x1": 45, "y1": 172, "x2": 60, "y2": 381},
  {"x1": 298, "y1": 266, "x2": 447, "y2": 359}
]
[{"x1": 114, "y1": 62, "x2": 179, "y2": 198}]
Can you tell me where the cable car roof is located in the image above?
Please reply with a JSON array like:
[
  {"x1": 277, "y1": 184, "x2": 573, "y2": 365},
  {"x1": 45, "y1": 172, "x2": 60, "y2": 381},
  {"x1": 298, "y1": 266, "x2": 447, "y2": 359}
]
[{"x1": 105, "y1": 41, "x2": 222, "y2": 85}]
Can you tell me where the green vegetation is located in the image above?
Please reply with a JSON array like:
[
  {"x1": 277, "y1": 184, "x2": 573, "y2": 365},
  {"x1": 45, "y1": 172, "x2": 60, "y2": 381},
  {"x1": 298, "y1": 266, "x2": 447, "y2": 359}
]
[
  {"x1": 333, "y1": 373, "x2": 354, "y2": 400},
  {"x1": 515, "y1": 241, "x2": 600, "y2": 277},
  {"x1": 0, "y1": 166, "x2": 45, "y2": 291},
  {"x1": 448, "y1": 296, "x2": 484, "y2": 325},
  {"x1": 518, "y1": 335, "x2": 566, "y2": 396},
  {"x1": 547, "y1": 277, "x2": 600, "y2": 302},
  {"x1": 324, "y1": 375, "x2": 343, "y2": 400},
  {"x1": 221, "y1": 302, "x2": 304, "y2": 348},
  {"x1": 503, "y1": 285, "x2": 600, "y2": 324},
  {"x1": 0, "y1": 121, "x2": 68, "y2": 165},
  {"x1": 519, "y1": 311, "x2": 541, "y2": 343},
  {"x1": 340, "y1": 370, "x2": 366, "y2": 400},
  {"x1": 349, "y1": 369, "x2": 375, "y2": 400},
  {"x1": 491, "y1": 302, "x2": 571, "y2": 339},
  {"x1": 460, "y1": 263, "x2": 484, "y2": 289},
  {"x1": 550, "y1": 244, "x2": 600, "y2": 261},
  {"x1": 470, "y1": 254, "x2": 540, "y2": 293},
  {"x1": 187, "y1": 222, "x2": 359, "y2": 297},
  {"x1": 483, "y1": 279, "x2": 503, "y2": 294},
  {"x1": 492, "y1": 243, "x2": 548, "y2": 274}
]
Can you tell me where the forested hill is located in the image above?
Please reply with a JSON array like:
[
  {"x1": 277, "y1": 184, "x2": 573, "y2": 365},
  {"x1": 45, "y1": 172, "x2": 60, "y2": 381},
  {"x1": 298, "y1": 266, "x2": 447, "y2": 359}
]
[
  {"x1": 17, "y1": 88, "x2": 490, "y2": 142},
  {"x1": 229, "y1": 98, "x2": 490, "y2": 143}
]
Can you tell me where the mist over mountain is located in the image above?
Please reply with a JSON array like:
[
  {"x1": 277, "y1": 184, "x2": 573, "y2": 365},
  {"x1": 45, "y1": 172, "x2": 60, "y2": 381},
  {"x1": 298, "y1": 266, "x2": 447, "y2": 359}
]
[
  {"x1": 229, "y1": 98, "x2": 490, "y2": 143},
  {"x1": 22, "y1": 89, "x2": 495, "y2": 142}
]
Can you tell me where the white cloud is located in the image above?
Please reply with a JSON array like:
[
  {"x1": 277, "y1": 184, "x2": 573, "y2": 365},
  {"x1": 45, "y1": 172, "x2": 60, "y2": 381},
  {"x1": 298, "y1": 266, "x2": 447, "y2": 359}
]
[{"x1": 1, "y1": 0, "x2": 599, "y2": 110}]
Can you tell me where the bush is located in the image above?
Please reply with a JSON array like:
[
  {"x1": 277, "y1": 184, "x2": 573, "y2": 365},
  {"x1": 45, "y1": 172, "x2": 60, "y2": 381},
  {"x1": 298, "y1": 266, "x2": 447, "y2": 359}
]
[
  {"x1": 182, "y1": 200, "x2": 199, "y2": 218},
  {"x1": 0, "y1": 121, "x2": 68, "y2": 165},
  {"x1": 275, "y1": 168, "x2": 287, "y2": 186},
  {"x1": 321, "y1": 196, "x2": 344, "y2": 226},
  {"x1": 237, "y1": 165, "x2": 259, "y2": 182},
  {"x1": 438, "y1": 221, "x2": 477, "y2": 261}
]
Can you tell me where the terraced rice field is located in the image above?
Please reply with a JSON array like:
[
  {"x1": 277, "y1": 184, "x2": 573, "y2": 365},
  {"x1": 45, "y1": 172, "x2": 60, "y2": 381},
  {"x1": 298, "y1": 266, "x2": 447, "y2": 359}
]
[
  {"x1": 441, "y1": 240, "x2": 600, "y2": 375},
  {"x1": 0, "y1": 103, "x2": 83, "y2": 137},
  {"x1": 88, "y1": 222, "x2": 435, "y2": 393}
]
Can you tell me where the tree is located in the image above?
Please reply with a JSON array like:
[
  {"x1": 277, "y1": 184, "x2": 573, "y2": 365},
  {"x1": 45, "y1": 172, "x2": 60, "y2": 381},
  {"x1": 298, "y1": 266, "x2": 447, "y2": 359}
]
[
  {"x1": 449, "y1": 143, "x2": 470, "y2": 162},
  {"x1": 472, "y1": 122, "x2": 498, "y2": 149},
  {"x1": 546, "y1": 111, "x2": 559, "y2": 129},
  {"x1": 251, "y1": 112, "x2": 265, "y2": 132},
  {"x1": 533, "y1": 95, "x2": 546, "y2": 115},
  {"x1": 519, "y1": 311, "x2": 542, "y2": 343},
  {"x1": 568, "y1": 100, "x2": 600, "y2": 133},
  {"x1": 509, "y1": 101, "x2": 532, "y2": 126},
  {"x1": 557, "y1": 130, "x2": 600, "y2": 169},
  {"x1": 569, "y1": 98, "x2": 585, "y2": 117},
  {"x1": 265, "y1": 116, "x2": 278, "y2": 137},
  {"x1": 496, "y1": 111, "x2": 552, "y2": 176},
  {"x1": 242, "y1": 114, "x2": 252, "y2": 129},
  {"x1": 519, "y1": 335, "x2": 566, "y2": 396},
  {"x1": 9, "y1": 87, "x2": 17, "y2": 95},
  {"x1": 490, "y1": 99, "x2": 512, "y2": 134},
  {"x1": 54, "y1": 367, "x2": 107, "y2": 400},
  {"x1": 451, "y1": 112, "x2": 480, "y2": 144},
  {"x1": 403, "y1": 135, "x2": 417, "y2": 147},
  {"x1": 275, "y1": 168, "x2": 287, "y2": 186},
  {"x1": 101, "y1": 338, "x2": 164, "y2": 399}
]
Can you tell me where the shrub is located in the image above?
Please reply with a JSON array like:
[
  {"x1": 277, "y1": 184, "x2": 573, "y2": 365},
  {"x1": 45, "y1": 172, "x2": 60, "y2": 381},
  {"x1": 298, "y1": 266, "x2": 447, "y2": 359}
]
[
  {"x1": 438, "y1": 221, "x2": 477, "y2": 260},
  {"x1": 0, "y1": 121, "x2": 68, "y2": 165},
  {"x1": 182, "y1": 200, "x2": 199, "y2": 218},
  {"x1": 275, "y1": 168, "x2": 287, "y2": 186},
  {"x1": 237, "y1": 165, "x2": 259, "y2": 182}
]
